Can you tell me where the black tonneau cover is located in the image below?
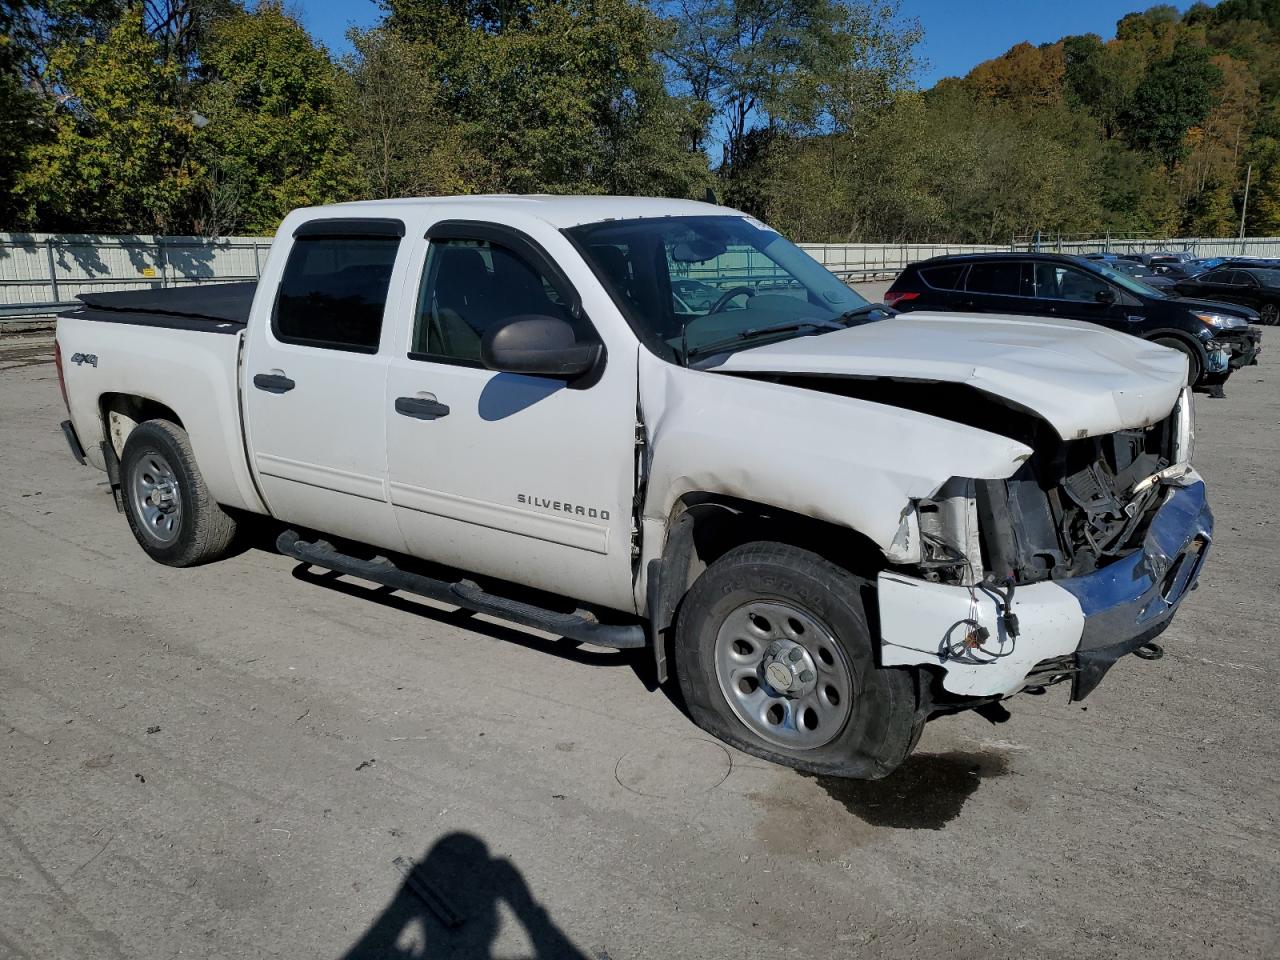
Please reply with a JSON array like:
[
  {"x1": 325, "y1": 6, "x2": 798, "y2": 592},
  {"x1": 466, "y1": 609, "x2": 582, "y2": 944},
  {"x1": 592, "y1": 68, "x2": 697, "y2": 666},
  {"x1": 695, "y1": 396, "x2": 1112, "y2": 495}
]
[{"x1": 68, "y1": 281, "x2": 257, "y2": 334}]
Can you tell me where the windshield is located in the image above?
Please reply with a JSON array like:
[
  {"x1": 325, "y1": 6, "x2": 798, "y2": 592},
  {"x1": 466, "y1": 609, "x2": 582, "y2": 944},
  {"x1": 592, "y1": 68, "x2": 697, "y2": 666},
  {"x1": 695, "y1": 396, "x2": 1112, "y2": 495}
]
[
  {"x1": 566, "y1": 215, "x2": 870, "y2": 361},
  {"x1": 1091, "y1": 261, "x2": 1167, "y2": 298}
]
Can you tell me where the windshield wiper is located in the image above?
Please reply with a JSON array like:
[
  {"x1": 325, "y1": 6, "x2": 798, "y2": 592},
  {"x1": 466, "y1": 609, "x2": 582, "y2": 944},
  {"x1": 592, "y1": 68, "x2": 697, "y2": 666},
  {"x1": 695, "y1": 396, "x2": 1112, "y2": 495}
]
[
  {"x1": 834, "y1": 302, "x2": 895, "y2": 324},
  {"x1": 684, "y1": 319, "x2": 843, "y2": 363}
]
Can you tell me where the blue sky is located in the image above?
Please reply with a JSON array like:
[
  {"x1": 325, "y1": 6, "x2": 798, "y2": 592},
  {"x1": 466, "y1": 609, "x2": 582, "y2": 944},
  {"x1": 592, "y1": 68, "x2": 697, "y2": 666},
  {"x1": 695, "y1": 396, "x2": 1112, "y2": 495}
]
[{"x1": 293, "y1": 0, "x2": 1211, "y2": 86}]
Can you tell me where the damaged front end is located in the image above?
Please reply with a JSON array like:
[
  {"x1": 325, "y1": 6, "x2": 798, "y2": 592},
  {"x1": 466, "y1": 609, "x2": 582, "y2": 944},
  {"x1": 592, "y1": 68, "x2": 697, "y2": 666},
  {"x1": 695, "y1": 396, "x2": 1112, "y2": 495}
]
[{"x1": 879, "y1": 387, "x2": 1212, "y2": 703}]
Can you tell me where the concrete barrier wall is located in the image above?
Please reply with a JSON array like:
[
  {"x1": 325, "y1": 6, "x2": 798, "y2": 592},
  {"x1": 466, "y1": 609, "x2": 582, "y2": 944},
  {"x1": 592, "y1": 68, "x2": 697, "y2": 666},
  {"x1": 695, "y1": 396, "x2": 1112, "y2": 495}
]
[{"x1": 3, "y1": 231, "x2": 1278, "y2": 307}]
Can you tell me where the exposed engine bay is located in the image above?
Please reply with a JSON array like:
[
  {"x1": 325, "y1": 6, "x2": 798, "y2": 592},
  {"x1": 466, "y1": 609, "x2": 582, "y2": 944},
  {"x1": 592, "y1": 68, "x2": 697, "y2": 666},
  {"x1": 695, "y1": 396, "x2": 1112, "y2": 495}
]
[{"x1": 975, "y1": 415, "x2": 1174, "y2": 584}]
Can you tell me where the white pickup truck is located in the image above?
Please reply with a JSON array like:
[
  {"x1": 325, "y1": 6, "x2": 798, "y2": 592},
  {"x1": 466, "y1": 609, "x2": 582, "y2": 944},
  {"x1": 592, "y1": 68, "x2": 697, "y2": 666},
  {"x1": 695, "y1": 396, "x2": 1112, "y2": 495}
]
[{"x1": 55, "y1": 196, "x2": 1213, "y2": 779}]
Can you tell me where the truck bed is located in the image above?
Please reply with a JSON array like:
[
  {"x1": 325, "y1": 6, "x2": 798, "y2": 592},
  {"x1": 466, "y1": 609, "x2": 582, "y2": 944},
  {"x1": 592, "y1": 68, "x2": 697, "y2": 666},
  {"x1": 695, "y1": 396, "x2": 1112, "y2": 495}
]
[{"x1": 65, "y1": 281, "x2": 256, "y2": 334}]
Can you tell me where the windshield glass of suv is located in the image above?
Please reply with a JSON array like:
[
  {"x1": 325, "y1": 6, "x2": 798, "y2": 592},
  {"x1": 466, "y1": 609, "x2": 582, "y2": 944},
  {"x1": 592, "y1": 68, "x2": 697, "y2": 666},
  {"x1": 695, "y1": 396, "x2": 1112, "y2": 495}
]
[
  {"x1": 1092, "y1": 261, "x2": 1166, "y2": 298},
  {"x1": 566, "y1": 215, "x2": 869, "y2": 361}
]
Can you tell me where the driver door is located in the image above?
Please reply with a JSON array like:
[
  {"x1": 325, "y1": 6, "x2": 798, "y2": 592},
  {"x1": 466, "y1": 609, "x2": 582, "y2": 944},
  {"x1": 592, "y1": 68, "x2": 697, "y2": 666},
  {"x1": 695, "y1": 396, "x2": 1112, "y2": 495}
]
[
  {"x1": 383, "y1": 225, "x2": 638, "y2": 612},
  {"x1": 1030, "y1": 262, "x2": 1127, "y2": 331}
]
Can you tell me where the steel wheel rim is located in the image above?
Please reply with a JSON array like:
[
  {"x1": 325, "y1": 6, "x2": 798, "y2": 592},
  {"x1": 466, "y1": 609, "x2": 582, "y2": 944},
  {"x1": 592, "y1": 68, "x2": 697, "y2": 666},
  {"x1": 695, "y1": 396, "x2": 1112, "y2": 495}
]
[
  {"x1": 128, "y1": 451, "x2": 182, "y2": 546},
  {"x1": 713, "y1": 599, "x2": 854, "y2": 750}
]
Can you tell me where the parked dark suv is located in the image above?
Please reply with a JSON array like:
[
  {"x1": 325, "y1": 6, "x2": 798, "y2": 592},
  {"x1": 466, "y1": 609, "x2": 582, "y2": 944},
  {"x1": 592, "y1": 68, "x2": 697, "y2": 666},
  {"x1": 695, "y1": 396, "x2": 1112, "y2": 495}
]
[{"x1": 885, "y1": 253, "x2": 1261, "y2": 392}]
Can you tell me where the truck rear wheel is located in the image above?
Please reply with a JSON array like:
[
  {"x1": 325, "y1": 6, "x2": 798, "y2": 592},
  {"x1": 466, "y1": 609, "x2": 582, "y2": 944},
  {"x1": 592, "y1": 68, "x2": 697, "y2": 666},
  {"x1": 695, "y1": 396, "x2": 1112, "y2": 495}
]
[
  {"x1": 120, "y1": 419, "x2": 238, "y2": 567},
  {"x1": 673, "y1": 541, "x2": 922, "y2": 780}
]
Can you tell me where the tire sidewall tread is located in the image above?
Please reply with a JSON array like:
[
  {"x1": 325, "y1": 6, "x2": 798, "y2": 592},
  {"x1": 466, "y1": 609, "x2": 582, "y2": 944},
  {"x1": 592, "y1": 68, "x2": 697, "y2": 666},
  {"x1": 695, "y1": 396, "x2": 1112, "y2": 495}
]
[
  {"x1": 673, "y1": 541, "x2": 920, "y2": 780},
  {"x1": 120, "y1": 419, "x2": 237, "y2": 567}
]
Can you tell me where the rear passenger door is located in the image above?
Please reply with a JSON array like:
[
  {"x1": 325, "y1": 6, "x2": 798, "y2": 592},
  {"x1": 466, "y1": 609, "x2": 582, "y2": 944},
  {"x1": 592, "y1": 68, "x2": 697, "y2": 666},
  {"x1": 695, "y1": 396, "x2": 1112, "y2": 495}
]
[
  {"x1": 243, "y1": 218, "x2": 408, "y2": 553},
  {"x1": 961, "y1": 260, "x2": 1038, "y2": 314}
]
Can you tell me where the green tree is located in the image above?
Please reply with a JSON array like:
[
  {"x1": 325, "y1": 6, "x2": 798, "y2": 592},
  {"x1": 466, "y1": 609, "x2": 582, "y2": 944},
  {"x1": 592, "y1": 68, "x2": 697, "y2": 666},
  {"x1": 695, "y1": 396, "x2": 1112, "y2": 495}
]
[
  {"x1": 193, "y1": 2, "x2": 359, "y2": 234},
  {"x1": 12, "y1": 7, "x2": 200, "y2": 231},
  {"x1": 385, "y1": 0, "x2": 709, "y2": 197},
  {"x1": 1061, "y1": 33, "x2": 1145, "y2": 138},
  {"x1": 0, "y1": 1, "x2": 47, "y2": 227},
  {"x1": 664, "y1": 0, "x2": 919, "y2": 179},
  {"x1": 1123, "y1": 38, "x2": 1222, "y2": 167},
  {"x1": 342, "y1": 26, "x2": 486, "y2": 198}
]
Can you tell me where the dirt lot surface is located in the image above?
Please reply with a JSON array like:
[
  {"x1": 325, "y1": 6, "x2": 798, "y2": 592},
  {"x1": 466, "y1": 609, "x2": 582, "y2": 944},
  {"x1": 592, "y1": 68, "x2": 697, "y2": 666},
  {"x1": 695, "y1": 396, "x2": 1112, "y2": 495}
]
[{"x1": 1, "y1": 323, "x2": 1276, "y2": 960}]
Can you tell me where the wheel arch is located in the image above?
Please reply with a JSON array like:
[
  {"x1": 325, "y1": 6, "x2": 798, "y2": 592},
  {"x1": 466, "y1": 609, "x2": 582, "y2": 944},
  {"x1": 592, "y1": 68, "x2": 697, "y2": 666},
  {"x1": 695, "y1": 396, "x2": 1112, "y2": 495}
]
[
  {"x1": 645, "y1": 492, "x2": 888, "y2": 685},
  {"x1": 99, "y1": 392, "x2": 186, "y2": 458}
]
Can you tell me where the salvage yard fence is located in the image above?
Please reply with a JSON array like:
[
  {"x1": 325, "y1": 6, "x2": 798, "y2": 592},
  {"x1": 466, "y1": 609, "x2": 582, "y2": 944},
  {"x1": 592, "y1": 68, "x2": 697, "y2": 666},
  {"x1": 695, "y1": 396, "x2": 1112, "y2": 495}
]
[{"x1": 3, "y1": 231, "x2": 1279, "y2": 322}]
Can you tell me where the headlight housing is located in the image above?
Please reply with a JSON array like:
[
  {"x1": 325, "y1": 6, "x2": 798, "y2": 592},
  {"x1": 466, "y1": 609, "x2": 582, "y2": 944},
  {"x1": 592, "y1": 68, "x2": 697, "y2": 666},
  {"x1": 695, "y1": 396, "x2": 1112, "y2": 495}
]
[
  {"x1": 887, "y1": 478, "x2": 983, "y2": 584},
  {"x1": 1173, "y1": 385, "x2": 1194, "y2": 465},
  {"x1": 1193, "y1": 310, "x2": 1249, "y2": 330}
]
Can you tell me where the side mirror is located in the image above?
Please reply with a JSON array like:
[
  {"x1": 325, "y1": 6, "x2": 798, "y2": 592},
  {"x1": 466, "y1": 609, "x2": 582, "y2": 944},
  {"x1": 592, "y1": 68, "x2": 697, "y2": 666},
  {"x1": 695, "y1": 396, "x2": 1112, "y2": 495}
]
[
  {"x1": 1095, "y1": 287, "x2": 1117, "y2": 304},
  {"x1": 481, "y1": 315, "x2": 602, "y2": 379}
]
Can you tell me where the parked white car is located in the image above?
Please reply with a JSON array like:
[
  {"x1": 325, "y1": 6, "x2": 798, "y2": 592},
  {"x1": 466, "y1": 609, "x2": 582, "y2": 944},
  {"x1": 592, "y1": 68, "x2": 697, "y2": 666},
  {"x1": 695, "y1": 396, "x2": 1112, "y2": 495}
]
[{"x1": 55, "y1": 196, "x2": 1212, "y2": 778}]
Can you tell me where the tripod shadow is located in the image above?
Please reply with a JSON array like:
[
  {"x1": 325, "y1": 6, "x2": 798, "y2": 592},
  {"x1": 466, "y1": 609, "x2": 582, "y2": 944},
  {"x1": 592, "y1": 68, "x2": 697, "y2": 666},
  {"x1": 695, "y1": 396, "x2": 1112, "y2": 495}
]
[{"x1": 341, "y1": 832, "x2": 589, "y2": 960}]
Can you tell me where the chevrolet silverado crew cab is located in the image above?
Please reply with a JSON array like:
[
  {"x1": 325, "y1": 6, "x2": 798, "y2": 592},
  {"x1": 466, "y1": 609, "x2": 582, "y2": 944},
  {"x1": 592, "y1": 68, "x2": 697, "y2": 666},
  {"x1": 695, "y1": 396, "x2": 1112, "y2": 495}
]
[{"x1": 55, "y1": 196, "x2": 1212, "y2": 779}]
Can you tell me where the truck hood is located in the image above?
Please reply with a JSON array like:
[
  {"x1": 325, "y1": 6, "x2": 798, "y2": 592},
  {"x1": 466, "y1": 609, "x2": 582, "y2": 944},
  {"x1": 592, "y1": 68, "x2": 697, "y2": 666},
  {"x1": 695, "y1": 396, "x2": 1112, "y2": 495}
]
[{"x1": 711, "y1": 311, "x2": 1187, "y2": 439}]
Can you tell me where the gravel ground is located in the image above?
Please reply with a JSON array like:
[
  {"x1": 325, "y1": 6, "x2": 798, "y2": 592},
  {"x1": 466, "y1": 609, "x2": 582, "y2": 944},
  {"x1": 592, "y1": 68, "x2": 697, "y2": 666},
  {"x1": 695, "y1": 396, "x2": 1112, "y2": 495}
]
[{"x1": 1, "y1": 319, "x2": 1276, "y2": 960}]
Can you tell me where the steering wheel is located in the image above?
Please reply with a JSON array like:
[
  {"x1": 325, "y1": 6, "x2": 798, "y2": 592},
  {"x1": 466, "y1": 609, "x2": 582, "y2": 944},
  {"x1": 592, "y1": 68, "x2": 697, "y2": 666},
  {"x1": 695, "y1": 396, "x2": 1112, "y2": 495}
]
[{"x1": 707, "y1": 285, "x2": 756, "y2": 314}]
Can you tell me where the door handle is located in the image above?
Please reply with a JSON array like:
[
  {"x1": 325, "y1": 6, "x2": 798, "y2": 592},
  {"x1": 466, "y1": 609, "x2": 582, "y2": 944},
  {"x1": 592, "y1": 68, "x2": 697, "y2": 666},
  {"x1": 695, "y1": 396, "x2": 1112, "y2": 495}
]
[
  {"x1": 253, "y1": 373, "x2": 295, "y2": 394},
  {"x1": 395, "y1": 396, "x2": 450, "y2": 420}
]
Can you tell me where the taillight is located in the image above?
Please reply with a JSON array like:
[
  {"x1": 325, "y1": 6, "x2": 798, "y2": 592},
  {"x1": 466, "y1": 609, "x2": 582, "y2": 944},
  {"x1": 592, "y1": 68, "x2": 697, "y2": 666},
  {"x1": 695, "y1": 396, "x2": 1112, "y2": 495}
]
[
  {"x1": 54, "y1": 339, "x2": 71, "y2": 413},
  {"x1": 883, "y1": 290, "x2": 920, "y2": 307}
]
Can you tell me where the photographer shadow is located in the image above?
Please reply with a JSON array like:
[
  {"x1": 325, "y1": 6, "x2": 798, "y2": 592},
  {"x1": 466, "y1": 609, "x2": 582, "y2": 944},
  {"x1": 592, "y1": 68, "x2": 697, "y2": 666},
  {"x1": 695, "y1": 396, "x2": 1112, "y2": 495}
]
[{"x1": 341, "y1": 832, "x2": 588, "y2": 960}]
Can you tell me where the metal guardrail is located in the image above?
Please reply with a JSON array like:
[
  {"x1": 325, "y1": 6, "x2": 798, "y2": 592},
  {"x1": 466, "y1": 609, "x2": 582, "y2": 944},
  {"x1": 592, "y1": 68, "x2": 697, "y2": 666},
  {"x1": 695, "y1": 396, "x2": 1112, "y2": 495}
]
[{"x1": 0, "y1": 300, "x2": 78, "y2": 323}]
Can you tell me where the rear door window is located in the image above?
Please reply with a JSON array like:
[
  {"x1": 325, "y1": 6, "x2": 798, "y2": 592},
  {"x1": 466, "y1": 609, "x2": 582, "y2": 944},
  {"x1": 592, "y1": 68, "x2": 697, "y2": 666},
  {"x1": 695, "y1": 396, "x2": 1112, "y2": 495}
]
[
  {"x1": 965, "y1": 261, "x2": 1027, "y2": 296},
  {"x1": 274, "y1": 233, "x2": 401, "y2": 352},
  {"x1": 919, "y1": 264, "x2": 966, "y2": 290}
]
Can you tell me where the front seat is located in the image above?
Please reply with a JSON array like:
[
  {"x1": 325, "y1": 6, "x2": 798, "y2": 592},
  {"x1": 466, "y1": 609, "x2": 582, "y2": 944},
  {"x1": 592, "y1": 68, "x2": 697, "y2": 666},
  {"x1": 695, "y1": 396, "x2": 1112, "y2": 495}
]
[{"x1": 429, "y1": 247, "x2": 492, "y2": 361}]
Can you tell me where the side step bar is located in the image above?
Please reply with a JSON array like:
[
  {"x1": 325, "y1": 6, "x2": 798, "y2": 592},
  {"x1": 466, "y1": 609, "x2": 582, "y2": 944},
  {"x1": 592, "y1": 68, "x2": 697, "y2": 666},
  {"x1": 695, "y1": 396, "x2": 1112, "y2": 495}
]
[{"x1": 276, "y1": 529, "x2": 646, "y2": 649}]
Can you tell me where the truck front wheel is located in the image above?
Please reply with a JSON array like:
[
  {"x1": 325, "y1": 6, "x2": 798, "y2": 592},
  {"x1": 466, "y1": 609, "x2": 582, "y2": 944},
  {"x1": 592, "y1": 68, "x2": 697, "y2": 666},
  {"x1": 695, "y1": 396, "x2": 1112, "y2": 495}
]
[
  {"x1": 120, "y1": 419, "x2": 238, "y2": 567},
  {"x1": 673, "y1": 541, "x2": 921, "y2": 779}
]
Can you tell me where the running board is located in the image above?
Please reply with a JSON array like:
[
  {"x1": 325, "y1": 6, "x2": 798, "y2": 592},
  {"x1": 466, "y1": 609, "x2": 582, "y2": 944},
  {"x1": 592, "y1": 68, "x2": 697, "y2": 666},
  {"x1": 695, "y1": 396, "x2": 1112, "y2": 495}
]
[{"x1": 276, "y1": 529, "x2": 646, "y2": 649}]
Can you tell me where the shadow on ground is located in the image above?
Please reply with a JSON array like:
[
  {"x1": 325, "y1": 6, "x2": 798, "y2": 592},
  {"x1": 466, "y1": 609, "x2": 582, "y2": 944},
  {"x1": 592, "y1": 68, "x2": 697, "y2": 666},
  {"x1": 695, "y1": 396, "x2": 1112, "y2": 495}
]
[
  {"x1": 341, "y1": 833, "x2": 588, "y2": 960},
  {"x1": 806, "y1": 750, "x2": 1011, "y2": 830}
]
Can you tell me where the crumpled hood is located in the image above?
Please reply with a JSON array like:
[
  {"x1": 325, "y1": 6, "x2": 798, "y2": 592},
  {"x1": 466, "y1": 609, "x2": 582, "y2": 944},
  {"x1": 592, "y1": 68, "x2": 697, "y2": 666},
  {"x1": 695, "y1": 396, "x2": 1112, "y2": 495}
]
[{"x1": 713, "y1": 311, "x2": 1187, "y2": 439}]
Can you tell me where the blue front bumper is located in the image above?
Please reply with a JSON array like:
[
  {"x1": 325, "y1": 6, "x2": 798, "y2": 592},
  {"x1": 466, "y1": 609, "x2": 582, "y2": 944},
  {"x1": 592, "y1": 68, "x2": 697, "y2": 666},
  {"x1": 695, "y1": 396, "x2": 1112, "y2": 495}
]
[{"x1": 1057, "y1": 474, "x2": 1213, "y2": 699}]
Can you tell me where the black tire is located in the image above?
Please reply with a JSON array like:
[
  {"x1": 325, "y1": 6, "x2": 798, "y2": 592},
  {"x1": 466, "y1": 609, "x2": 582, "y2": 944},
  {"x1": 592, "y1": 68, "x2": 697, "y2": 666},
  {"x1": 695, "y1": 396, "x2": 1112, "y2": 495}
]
[
  {"x1": 1260, "y1": 302, "x2": 1278, "y2": 326},
  {"x1": 1152, "y1": 336, "x2": 1202, "y2": 387},
  {"x1": 673, "y1": 541, "x2": 922, "y2": 780},
  {"x1": 120, "y1": 419, "x2": 238, "y2": 567}
]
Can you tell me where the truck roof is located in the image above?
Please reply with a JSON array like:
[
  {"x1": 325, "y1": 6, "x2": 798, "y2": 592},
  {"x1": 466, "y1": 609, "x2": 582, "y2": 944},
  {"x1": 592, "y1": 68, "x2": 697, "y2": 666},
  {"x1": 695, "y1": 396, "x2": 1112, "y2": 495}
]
[{"x1": 290, "y1": 195, "x2": 737, "y2": 230}]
